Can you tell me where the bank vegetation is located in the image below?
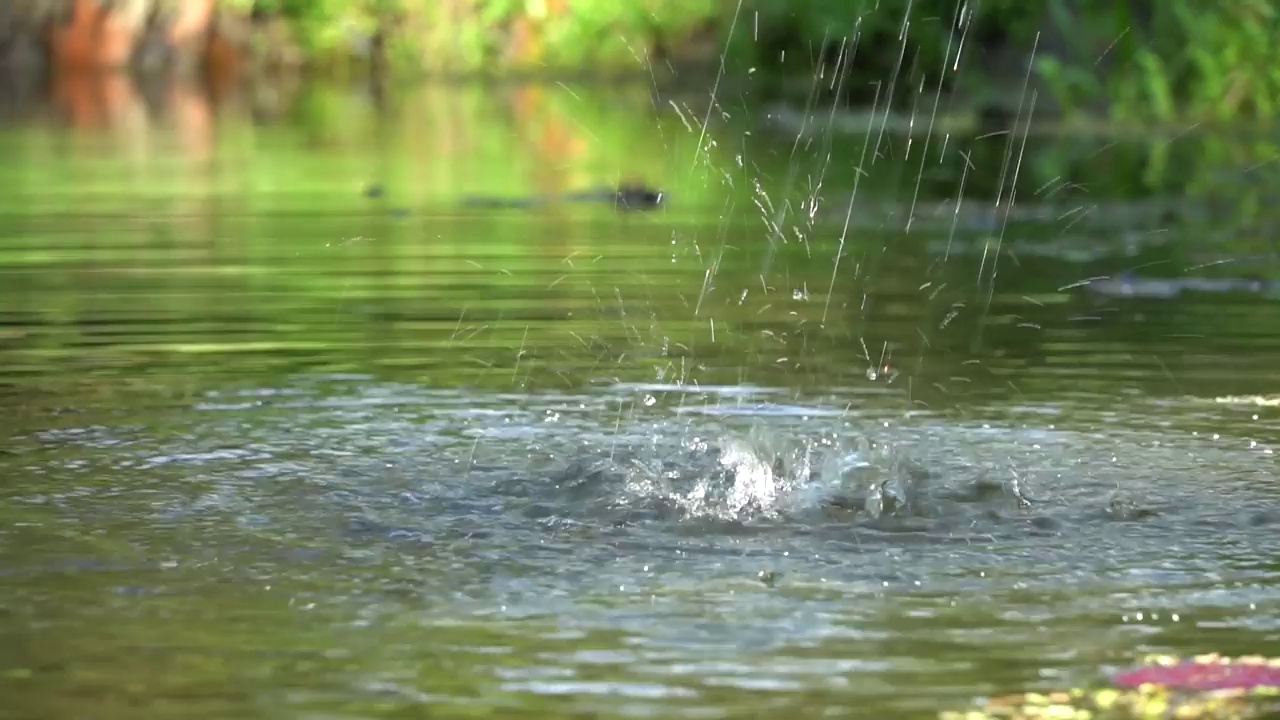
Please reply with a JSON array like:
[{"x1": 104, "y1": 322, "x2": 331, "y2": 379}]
[{"x1": 0, "y1": 1, "x2": 1276, "y2": 124}]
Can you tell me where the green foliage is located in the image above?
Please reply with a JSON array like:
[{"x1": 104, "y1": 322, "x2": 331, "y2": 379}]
[
  {"x1": 727, "y1": 0, "x2": 1042, "y2": 106},
  {"x1": 1030, "y1": 0, "x2": 1280, "y2": 123},
  {"x1": 222, "y1": 0, "x2": 1280, "y2": 122},
  {"x1": 732, "y1": 0, "x2": 1280, "y2": 123},
  {"x1": 232, "y1": 0, "x2": 719, "y2": 75},
  {"x1": 532, "y1": 1, "x2": 719, "y2": 68}
]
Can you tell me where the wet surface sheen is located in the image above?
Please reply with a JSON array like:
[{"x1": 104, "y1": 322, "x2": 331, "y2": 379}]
[{"x1": 1, "y1": 83, "x2": 1278, "y2": 720}]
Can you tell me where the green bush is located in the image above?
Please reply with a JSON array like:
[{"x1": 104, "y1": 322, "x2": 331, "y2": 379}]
[
  {"x1": 226, "y1": 0, "x2": 720, "y2": 75},
  {"x1": 730, "y1": 0, "x2": 1280, "y2": 123},
  {"x1": 1035, "y1": 0, "x2": 1280, "y2": 123},
  {"x1": 220, "y1": 0, "x2": 1280, "y2": 123}
]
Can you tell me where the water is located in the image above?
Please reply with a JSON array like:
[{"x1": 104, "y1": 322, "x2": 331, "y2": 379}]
[{"x1": 1, "y1": 80, "x2": 1278, "y2": 720}]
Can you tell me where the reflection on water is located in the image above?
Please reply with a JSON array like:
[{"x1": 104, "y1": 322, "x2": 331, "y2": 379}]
[{"x1": 0, "y1": 77, "x2": 1278, "y2": 720}]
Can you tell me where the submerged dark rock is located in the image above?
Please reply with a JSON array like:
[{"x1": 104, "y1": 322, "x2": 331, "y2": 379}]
[
  {"x1": 609, "y1": 183, "x2": 666, "y2": 211},
  {"x1": 461, "y1": 183, "x2": 667, "y2": 212},
  {"x1": 362, "y1": 181, "x2": 665, "y2": 215}
]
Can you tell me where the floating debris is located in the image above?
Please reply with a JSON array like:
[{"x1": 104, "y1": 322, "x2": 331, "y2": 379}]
[
  {"x1": 1082, "y1": 273, "x2": 1280, "y2": 300},
  {"x1": 1212, "y1": 395, "x2": 1280, "y2": 407},
  {"x1": 1113, "y1": 654, "x2": 1280, "y2": 692},
  {"x1": 939, "y1": 654, "x2": 1280, "y2": 720}
]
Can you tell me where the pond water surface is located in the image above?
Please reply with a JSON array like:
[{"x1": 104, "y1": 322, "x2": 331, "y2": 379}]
[{"x1": 0, "y1": 81, "x2": 1278, "y2": 720}]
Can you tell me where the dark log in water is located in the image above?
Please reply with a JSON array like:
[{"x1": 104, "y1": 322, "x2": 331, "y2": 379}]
[{"x1": 459, "y1": 184, "x2": 667, "y2": 212}]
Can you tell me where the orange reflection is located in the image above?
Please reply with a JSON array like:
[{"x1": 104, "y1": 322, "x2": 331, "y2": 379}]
[
  {"x1": 48, "y1": 0, "x2": 142, "y2": 72},
  {"x1": 507, "y1": 84, "x2": 590, "y2": 195}
]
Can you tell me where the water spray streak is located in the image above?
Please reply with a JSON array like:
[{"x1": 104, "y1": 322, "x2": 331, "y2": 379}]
[
  {"x1": 906, "y1": 3, "x2": 967, "y2": 235},
  {"x1": 691, "y1": 0, "x2": 743, "y2": 175},
  {"x1": 979, "y1": 33, "x2": 1040, "y2": 322},
  {"x1": 758, "y1": 28, "x2": 840, "y2": 281},
  {"x1": 871, "y1": 1, "x2": 912, "y2": 168},
  {"x1": 823, "y1": 84, "x2": 883, "y2": 326}
]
